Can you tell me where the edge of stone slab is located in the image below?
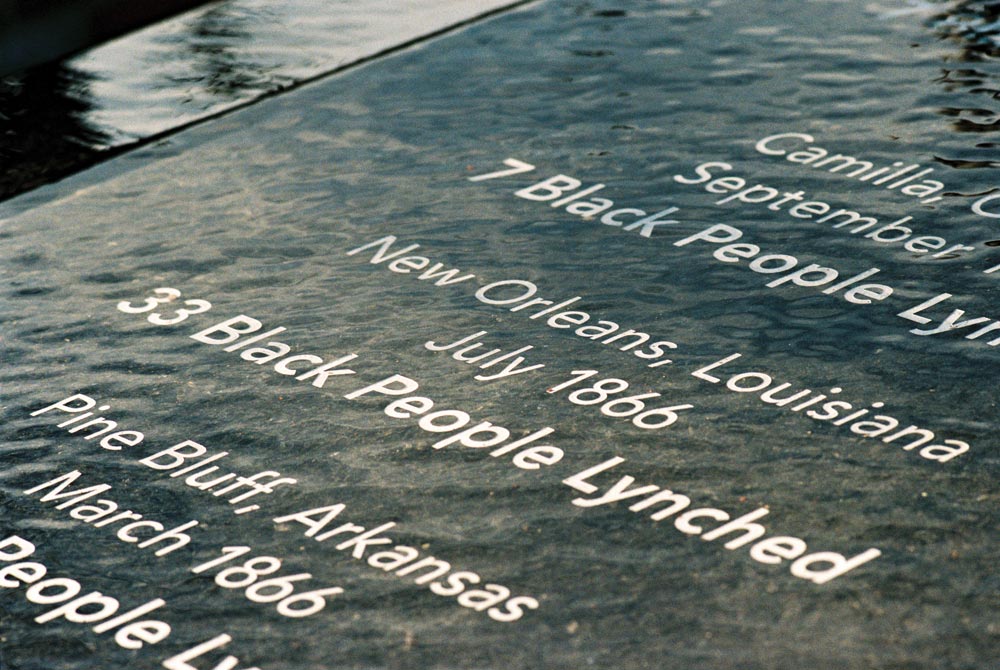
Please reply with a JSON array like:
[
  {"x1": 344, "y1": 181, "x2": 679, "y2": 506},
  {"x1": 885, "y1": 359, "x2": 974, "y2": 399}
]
[{"x1": 0, "y1": 0, "x2": 539, "y2": 220}]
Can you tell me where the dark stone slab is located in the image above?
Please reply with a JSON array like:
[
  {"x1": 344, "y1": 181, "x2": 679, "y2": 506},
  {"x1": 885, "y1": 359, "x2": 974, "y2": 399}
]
[{"x1": 0, "y1": 1, "x2": 997, "y2": 669}]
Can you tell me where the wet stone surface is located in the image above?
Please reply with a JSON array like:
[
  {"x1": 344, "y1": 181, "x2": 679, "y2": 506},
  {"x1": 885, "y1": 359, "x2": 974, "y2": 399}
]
[
  {"x1": 1, "y1": 1, "x2": 998, "y2": 669},
  {"x1": 0, "y1": 0, "x2": 521, "y2": 201}
]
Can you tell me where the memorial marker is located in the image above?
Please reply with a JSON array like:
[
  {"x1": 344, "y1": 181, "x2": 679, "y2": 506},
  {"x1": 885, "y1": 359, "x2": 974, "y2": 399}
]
[{"x1": 1, "y1": 1, "x2": 996, "y2": 668}]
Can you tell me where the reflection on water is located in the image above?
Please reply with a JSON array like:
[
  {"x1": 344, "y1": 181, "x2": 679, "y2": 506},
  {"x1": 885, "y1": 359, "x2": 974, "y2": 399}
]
[
  {"x1": 48, "y1": 0, "x2": 519, "y2": 144},
  {"x1": 0, "y1": 0, "x2": 517, "y2": 201},
  {"x1": 179, "y1": 5, "x2": 273, "y2": 101},
  {"x1": 932, "y1": 0, "x2": 1000, "y2": 60},
  {"x1": 86, "y1": 1, "x2": 288, "y2": 134},
  {"x1": 930, "y1": 1, "x2": 1000, "y2": 136},
  {"x1": 0, "y1": 64, "x2": 111, "y2": 200}
]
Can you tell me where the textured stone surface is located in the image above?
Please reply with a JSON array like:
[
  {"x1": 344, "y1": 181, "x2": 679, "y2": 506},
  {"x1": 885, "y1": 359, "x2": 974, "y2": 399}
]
[{"x1": 1, "y1": 1, "x2": 997, "y2": 669}]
